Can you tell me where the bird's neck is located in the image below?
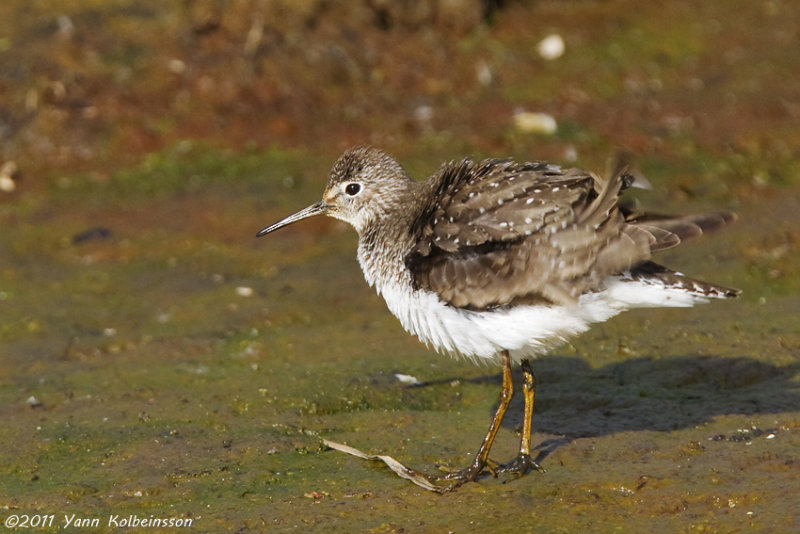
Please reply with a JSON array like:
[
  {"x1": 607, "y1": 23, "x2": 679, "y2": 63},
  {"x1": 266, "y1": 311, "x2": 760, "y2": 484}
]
[{"x1": 356, "y1": 188, "x2": 423, "y2": 292}]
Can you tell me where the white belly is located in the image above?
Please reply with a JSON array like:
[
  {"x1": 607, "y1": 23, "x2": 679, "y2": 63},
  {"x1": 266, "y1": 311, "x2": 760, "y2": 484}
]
[{"x1": 378, "y1": 277, "x2": 707, "y2": 364}]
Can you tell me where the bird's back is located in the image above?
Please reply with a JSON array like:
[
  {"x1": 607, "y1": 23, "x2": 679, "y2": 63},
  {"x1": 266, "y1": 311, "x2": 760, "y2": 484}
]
[{"x1": 404, "y1": 156, "x2": 738, "y2": 311}]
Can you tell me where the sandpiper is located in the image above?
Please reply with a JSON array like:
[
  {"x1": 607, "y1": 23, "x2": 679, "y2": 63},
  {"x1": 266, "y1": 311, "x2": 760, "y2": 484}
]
[{"x1": 257, "y1": 146, "x2": 739, "y2": 491}]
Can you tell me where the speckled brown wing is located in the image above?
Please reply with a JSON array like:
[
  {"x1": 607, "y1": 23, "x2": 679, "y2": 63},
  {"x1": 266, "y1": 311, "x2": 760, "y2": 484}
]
[{"x1": 405, "y1": 158, "x2": 662, "y2": 309}]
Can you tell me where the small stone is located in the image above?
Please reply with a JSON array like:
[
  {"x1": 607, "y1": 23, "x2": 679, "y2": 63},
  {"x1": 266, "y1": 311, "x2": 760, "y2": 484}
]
[
  {"x1": 414, "y1": 105, "x2": 434, "y2": 125},
  {"x1": 168, "y1": 58, "x2": 186, "y2": 74},
  {"x1": 0, "y1": 161, "x2": 18, "y2": 192},
  {"x1": 72, "y1": 227, "x2": 112, "y2": 244},
  {"x1": 0, "y1": 175, "x2": 14, "y2": 192},
  {"x1": 57, "y1": 15, "x2": 74, "y2": 39},
  {"x1": 476, "y1": 60, "x2": 492, "y2": 86},
  {"x1": 513, "y1": 111, "x2": 557, "y2": 135},
  {"x1": 537, "y1": 34, "x2": 565, "y2": 60},
  {"x1": 236, "y1": 286, "x2": 254, "y2": 297}
]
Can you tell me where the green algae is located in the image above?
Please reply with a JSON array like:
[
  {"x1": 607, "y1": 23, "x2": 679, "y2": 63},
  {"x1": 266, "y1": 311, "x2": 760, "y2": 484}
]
[
  {"x1": 3, "y1": 140, "x2": 798, "y2": 531},
  {"x1": 1, "y1": 1, "x2": 800, "y2": 533}
]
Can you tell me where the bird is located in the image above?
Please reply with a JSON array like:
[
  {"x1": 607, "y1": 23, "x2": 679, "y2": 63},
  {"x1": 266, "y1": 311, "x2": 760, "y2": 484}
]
[{"x1": 257, "y1": 146, "x2": 739, "y2": 492}]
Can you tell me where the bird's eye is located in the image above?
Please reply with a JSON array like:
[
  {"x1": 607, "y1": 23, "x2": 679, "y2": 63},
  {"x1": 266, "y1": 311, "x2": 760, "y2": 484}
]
[{"x1": 345, "y1": 183, "x2": 361, "y2": 196}]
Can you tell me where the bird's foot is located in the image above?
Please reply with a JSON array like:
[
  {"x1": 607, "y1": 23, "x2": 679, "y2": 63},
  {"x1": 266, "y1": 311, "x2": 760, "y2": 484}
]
[
  {"x1": 496, "y1": 453, "x2": 545, "y2": 476},
  {"x1": 427, "y1": 458, "x2": 500, "y2": 492},
  {"x1": 429, "y1": 454, "x2": 543, "y2": 492}
]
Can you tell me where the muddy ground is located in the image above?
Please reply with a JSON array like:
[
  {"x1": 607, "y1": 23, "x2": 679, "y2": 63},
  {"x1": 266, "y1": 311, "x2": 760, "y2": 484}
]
[{"x1": 1, "y1": 1, "x2": 798, "y2": 532}]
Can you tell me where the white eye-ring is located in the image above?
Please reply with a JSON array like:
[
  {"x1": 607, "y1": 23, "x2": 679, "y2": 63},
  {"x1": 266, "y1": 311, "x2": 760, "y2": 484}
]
[{"x1": 345, "y1": 183, "x2": 361, "y2": 196}]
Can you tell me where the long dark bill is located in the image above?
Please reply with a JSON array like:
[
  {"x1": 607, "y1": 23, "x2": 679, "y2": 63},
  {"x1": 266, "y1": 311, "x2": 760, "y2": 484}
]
[{"x1": 256, "y1": 201, "x2": 328, "y2": 237}]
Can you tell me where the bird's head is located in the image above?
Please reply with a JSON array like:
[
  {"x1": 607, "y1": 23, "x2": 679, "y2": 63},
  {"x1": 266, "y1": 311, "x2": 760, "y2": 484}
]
[{"x1": 257, "y1": 146, "x2": 411, "y2": 237}]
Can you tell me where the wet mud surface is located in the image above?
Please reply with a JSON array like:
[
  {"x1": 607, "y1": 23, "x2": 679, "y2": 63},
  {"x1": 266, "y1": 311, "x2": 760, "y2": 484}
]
[{"x1": 1, "y1": 1, "x2": 799, "y2": 532}]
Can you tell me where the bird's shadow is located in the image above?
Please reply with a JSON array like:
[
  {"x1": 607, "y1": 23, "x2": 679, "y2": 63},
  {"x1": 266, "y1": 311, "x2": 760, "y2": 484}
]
[{"x1": 409, "y1": 354, "x2": 800, "y2": 461}]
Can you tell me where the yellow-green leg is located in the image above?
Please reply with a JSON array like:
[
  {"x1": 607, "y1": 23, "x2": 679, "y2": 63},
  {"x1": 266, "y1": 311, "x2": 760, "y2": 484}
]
[
  {"x1": 497, "y1": 358, "x2": 544, "y2": 475},
  {"x1": 437, "y1": 349, "x2": 514, "y2": 490}
]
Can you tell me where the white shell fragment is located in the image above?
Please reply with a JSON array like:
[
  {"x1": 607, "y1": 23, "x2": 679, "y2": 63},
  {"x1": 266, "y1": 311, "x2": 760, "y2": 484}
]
[{"x1": 394, "y1": 373, "x2": 421, "y2": 385}]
